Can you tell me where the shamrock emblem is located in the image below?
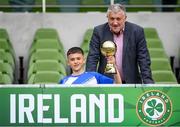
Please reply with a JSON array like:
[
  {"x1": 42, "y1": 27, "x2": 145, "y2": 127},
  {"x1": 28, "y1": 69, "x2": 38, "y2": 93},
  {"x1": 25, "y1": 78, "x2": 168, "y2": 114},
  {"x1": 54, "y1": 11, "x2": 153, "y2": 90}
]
[{"x1": 146, "y1": 99, "x2": 163, "y2": 116}]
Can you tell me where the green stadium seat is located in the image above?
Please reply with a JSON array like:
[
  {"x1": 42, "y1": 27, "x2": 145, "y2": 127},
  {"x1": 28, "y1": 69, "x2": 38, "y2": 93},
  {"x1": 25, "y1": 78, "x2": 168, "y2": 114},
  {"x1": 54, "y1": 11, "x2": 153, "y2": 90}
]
[
  {"x1": 28, "y1": 71, "x2": 63, "y2": 84},
  {"x1": 82, "y1": 29, "x2": 93, "y2": 44},
  {"x1": 29, "y1": 39, "x2": 65, "y2": 56},
  {"x1": 148, "y1": 48, "x2": 168, "y2": 59},
  {"x1": 29, "y1": 49, "x2": 66, "y2": 67},
  {"x1": 34, "y1": 28, "x2": 59, "y2": 41},
  {"x1": 144, "y1": 28, "x2": 159, "y2": 39},
  {"x1": 0, "y1": 28, "x2": 9, "y2": 40},
  {"x1": 0, "y1": 28, "x2": 15, "y2": 49},
  {"x1": 0, "y1": 61, "x2": 14, "y2": 81},
  {"x1": 28, "y1": 60, "x2": 66, "y2": 79},
  {"x1": 81, "y1": 29, "x2": 93, "y2": 54},
  {"x1": 81, "y1": 43, "x2": 89, "y2": 53},
  {"x1": 152, "y1": 70, "x2": 177, "y2": 84},
  {"x1": 0, "y1": 49, "x2": 15, "y2": 69},
  {"x1": 146, "y1": 38, "x2": 164, "y2": 49},
  {"x1": 0, "y1": 72, "x2": 12, "y2": 84},
  {"x1": 151, "y1": 58, "x2": 172, "y2": 71},
  {"x1": 0, "y1": 38, "x2": 15, "y2": 56},
  {"x1": 28, "y1": 28, "x2": 66, "y2": 84}
]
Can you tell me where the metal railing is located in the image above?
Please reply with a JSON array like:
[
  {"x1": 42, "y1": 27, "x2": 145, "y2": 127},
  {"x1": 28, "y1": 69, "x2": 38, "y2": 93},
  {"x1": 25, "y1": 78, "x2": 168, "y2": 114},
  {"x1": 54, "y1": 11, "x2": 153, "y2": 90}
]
[{"x1": 0, "y1": 0, "x2": 179, "y2": 13}]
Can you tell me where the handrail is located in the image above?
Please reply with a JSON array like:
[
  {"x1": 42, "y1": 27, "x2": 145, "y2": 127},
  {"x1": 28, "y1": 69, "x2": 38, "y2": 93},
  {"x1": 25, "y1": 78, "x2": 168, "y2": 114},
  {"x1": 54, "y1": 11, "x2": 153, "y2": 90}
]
[
  {"x1": 0, "y1": 4, "x2": 179, "y2": 8},
  {"x1": 0, "y1": 1, "x2": 179, "y2": 13}
]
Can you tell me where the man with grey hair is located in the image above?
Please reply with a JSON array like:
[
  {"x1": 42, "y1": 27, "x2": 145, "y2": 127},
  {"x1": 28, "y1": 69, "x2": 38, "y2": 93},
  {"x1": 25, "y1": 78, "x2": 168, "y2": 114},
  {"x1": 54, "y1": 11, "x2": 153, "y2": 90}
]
[{"x1": 86, "y1": 4, "x2": 154, "y2": 84}]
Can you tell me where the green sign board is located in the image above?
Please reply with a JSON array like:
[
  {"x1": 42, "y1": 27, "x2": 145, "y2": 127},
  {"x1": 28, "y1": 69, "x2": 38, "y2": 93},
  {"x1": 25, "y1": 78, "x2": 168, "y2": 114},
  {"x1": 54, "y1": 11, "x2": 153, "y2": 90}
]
[{"x1": 0, "y1": 85, "x2": 180, "y2": 126}]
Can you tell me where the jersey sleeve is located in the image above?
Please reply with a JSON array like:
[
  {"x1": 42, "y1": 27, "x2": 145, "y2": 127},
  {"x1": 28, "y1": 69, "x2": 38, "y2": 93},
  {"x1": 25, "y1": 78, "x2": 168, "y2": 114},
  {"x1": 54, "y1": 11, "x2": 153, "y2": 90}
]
[{"x1": 94, "y1": 72, "x2": 114, "y2": 84}]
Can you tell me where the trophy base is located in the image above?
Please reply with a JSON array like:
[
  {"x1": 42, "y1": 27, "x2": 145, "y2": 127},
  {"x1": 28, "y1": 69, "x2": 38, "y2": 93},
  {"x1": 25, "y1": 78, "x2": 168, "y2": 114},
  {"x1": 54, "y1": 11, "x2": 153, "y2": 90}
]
[{"x1": 104, "y1": 64, "x2": 117, "y2": 74}]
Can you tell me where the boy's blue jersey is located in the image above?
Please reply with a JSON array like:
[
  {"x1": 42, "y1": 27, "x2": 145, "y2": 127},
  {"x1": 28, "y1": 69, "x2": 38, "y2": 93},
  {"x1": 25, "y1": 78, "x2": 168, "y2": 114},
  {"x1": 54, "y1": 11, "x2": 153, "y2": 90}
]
[{"x1": 59, "y1": 72, "x2": 113, "y2": 85}]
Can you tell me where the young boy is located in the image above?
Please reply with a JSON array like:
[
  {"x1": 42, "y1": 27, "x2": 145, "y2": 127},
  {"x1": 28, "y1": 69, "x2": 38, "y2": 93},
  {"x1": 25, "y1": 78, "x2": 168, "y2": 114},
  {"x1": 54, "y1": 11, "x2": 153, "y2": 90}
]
[{"x1": 59, "y1": 47, "x2": 121, "y2": 85}]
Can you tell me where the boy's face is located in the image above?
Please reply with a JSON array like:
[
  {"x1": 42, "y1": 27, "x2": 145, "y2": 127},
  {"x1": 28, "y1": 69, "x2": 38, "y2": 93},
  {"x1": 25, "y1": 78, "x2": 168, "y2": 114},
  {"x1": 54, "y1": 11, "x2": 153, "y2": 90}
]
[{"x1": 67, "y1": 53, "x2": 85, "y2": 73}]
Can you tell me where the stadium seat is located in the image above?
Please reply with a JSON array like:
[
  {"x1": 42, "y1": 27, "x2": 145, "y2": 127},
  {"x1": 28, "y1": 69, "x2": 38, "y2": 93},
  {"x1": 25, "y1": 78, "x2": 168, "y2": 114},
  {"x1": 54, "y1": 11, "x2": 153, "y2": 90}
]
[
  {"x1": 27, "y1": 28, "x2": 67, "y2": 84},
  {"x1": 29, "y1": 49, "x2": 66, "y2": 67},
  {"x1": 81, "y1": 43, "x2": 89, "y2": 53},
  {"x1": 0, "y1": 29, "x2": 14, "y2": 52},
  {"x1": 0, "y1": 49, "x2": 15, "y2": 69},
  {"x1": 146, "y1": 38, "x2": 164, "y2": 49},
  {"x1": 0, "y1": 72, "x2": 12, "y2": 84},
  {"x1": 28, "y1": 71, "x2": 63, "y2": 84},
  {"x1": 28, "y1": 60, "x2": 66, "y2": 79},
  {"x1": 34, "y1": 28, "x2": 60, "y2": 41},
  {"x1": 82, "y1": 29, "x2": 93, "y2": 43},
  {"x1": 29, "y1": 39, "x2": 65, "y2": 56},
  {"x1": 80, "y1": 29, "x2": 93, "y2": 54},
  {"x1": 0, "y1": 38, "x2": 15, "y2": 56},
  {"x1": 0, "y1": 28, "x2": 9, "y2": 40},
  {"x1": 151, "y1": 58, "x2": 172, "y2": 71},
  {"x1": 152, "y1": 70, "x2": 177, "y2": 84},
  {"x1": 144, "y1": 28, "x2": 159, "y2": 39},
  {"x1": 81, "y1": 44, "x2": 89, "y2": 58},
  {"x1": 148, "y1": 48, "x2": 168, "y2": 59},
  {"x1": 0, "y1": 61, "x2": 14, "y2": 81}
]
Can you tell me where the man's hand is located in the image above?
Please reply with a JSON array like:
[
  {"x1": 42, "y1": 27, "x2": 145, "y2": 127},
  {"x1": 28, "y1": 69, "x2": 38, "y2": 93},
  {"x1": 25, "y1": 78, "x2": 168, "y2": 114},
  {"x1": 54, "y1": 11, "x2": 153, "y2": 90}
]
[{"x1": 106, "y1": 55, "x2": 116, "y2": 65}]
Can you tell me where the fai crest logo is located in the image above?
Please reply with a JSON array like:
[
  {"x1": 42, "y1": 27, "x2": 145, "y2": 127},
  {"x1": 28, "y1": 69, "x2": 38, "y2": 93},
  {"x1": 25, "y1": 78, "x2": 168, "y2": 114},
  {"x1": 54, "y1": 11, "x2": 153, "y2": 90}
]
[{"x1": 136, "y1": 90, "x2": 172, "y2": 126}]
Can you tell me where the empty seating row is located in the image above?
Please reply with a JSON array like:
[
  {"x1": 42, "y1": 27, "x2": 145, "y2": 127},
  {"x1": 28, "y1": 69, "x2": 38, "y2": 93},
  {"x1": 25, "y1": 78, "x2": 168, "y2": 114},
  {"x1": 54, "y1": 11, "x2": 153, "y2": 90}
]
[
  {"x1": 27, "y1": 28, "x2": 67, "y2": 84},
  {"x1": 0, "y1": 28, "x2": 16, "y2": 84},
  {"x1": 1, "y1": 27, "x2": 178, "y2": 84},
  {"x1": 144, "y1": 27, "x2": 177, "y2": 84}
]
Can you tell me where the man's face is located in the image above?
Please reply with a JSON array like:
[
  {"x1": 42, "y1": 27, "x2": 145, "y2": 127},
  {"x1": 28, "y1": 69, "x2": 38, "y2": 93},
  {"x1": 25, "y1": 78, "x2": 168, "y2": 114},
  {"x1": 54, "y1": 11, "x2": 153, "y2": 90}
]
[
  {"x1": 68, "y1": 53, "x2": 85, "y2": 73},
  {"x1": 107, "y1": 11, "x2": 126, "y2": 35}
]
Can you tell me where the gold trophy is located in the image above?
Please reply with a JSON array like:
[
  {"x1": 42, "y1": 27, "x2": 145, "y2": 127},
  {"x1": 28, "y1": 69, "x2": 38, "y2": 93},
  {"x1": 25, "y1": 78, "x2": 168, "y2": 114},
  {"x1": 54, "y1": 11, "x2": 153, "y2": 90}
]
[{"x1": 100, "y1": 41, "x2": 117, "y2": 74}]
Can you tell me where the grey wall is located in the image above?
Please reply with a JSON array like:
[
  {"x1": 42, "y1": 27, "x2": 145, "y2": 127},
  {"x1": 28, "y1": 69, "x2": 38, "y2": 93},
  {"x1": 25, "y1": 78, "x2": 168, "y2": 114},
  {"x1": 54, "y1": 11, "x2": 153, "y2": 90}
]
[{"x1": 0, "y1": 12, "x2": 180, "y2": 82}]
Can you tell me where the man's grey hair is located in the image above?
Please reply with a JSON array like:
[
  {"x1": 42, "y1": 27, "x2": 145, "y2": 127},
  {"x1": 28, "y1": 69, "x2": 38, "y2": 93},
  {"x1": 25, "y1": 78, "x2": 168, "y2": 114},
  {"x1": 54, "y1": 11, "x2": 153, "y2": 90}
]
[{"x1": 107, "y1": 4, "x2": 126, "y2": 16}]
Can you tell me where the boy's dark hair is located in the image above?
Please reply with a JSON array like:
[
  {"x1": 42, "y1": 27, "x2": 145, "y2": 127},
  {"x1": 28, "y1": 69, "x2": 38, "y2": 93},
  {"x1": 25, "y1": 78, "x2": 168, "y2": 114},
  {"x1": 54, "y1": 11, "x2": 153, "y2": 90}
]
[{"x1": 67, "y1": 47, "x2": 84, "y2": 56}]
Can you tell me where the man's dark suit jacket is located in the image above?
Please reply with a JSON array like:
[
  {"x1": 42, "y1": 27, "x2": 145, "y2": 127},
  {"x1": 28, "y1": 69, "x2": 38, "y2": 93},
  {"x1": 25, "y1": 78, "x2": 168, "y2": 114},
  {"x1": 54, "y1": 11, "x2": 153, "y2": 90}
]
[{"x1": 86, "y1": 21, "x2": 154, "y2": 84}]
